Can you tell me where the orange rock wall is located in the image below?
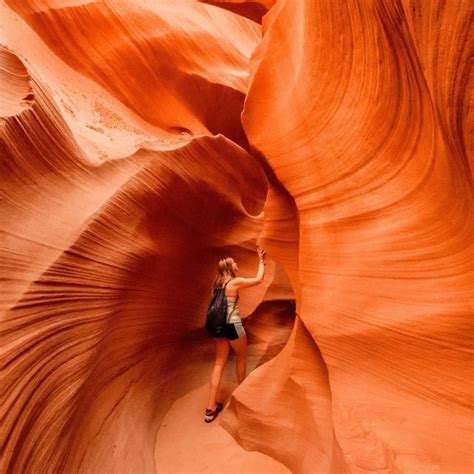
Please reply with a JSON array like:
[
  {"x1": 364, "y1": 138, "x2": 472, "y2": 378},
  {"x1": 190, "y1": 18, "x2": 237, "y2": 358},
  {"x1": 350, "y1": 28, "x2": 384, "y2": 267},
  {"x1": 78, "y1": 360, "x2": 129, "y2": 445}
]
[
  {"x1": 1, "y1": 1, "x2": 472, "y2": 473},
  {"x1": 226, "y1": 0, "x2": 472, "y2": 472}
]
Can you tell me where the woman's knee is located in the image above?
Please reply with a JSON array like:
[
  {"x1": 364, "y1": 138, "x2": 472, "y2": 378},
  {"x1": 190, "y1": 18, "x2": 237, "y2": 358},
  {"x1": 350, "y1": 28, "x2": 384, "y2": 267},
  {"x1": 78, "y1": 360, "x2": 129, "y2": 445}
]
[
  {"x1": 215, "y1": 350, "x2": 229, "y2": 364},
  {"x1": 212, "y1": 361, "x2": 228, "y2": 374}
]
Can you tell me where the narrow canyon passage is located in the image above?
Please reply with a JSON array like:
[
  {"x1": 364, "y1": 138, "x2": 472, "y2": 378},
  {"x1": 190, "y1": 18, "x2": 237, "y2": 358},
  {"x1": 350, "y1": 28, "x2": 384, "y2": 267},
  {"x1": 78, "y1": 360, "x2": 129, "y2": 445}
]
[
  {"x1": 154, "y1": 300, "x2": 295, "y2": 474},
  {"x1": 1, "y1": 1, "x2": 472, "y2": 473}
]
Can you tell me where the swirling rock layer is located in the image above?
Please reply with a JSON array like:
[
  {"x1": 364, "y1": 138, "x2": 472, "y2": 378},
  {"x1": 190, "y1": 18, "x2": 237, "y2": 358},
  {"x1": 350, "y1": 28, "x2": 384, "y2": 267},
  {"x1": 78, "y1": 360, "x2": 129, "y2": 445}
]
[
  {"x1": 231, "y1": 0, "x2": 472, "y2": 472},
  {"x1": 1, "y1": 0, "x2": 472, "y2": 473}
]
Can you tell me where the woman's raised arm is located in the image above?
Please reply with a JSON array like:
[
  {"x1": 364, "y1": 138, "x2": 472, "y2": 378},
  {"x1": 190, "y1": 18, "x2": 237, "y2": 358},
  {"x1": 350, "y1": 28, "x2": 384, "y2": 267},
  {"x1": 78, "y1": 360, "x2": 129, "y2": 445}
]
[{"x1": 230, "y1": 246, "x2": 266, "y2": 290}]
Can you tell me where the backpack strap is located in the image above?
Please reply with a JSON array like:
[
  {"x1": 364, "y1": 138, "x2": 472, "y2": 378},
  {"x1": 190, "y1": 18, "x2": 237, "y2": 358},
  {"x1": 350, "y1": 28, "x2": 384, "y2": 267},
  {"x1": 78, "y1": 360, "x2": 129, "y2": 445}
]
[
  {"x1": 222, "y1": 278, "x2": 238, "y2": 298},
  {"x1": 222, "y1": 279, "x2": 239, "y2": 323}
]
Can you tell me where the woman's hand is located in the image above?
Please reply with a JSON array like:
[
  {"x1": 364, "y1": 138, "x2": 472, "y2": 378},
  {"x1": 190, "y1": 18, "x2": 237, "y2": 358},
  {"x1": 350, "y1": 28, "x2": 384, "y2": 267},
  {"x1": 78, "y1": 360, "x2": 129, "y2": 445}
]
[{"x1": 230, "y1": 246, "x2": 266, "y2": 288}]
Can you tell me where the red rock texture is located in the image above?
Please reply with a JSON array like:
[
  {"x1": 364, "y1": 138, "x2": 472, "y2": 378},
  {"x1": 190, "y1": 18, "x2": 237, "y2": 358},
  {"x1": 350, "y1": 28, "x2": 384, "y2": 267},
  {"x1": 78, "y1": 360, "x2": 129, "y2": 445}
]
[{"x1": 1, "y1": 1, "x2": 472, "y2": 473}]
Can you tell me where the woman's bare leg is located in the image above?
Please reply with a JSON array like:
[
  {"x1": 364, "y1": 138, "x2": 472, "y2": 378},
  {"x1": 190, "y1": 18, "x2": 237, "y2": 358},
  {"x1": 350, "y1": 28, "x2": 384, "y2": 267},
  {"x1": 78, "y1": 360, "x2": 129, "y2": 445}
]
[
  {"x1": 207, "y1": 338, "x2": 230, "y2": 410},
  {"x1": 229, "y1": 335, "x2": 247, "y2": 384}
]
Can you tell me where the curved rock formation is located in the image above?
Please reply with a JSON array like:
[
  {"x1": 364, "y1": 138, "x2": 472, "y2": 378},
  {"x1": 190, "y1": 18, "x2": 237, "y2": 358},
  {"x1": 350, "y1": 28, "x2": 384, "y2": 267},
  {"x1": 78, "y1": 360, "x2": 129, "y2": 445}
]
[
  {"x1": 199, "y1": 0, "x2": 274, "y2": 23},
  {"x1": 0, "y1": 47, "x2": 34, "y2": 117},
  {"x1": 1, "y1": 0, "x2": 472, "y2": 473},
  {"x1": 222, "y1": 0, "x2": 473, "y2": 472}
]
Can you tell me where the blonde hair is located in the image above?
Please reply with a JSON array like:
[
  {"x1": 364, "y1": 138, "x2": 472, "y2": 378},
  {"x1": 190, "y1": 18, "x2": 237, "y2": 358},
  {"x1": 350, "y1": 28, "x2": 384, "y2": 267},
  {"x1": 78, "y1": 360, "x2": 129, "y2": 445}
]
[{"x1": 212, "y1": 257, "x2": 235, "y2": 290}]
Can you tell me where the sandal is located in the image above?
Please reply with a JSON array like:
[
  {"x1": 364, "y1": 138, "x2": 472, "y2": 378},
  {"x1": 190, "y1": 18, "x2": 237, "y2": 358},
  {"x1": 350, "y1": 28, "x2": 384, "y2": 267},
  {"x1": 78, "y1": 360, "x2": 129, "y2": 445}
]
[{"x1": 204, "y1": 402, "x2": 223, "y2": 423}]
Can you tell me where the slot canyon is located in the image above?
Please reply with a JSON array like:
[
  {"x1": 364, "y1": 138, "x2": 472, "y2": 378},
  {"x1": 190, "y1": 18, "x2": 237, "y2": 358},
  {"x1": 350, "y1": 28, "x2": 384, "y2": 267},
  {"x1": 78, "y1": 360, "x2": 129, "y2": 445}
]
[{"x1": 1, "y1": 1, "x2": 472, "y2": 473}]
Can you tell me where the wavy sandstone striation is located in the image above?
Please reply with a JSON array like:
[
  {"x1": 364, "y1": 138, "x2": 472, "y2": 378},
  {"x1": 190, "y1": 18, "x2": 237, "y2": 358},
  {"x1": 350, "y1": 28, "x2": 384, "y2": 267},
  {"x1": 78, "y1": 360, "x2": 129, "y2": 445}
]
[
  {"x1": 221, "y1": 0, "x2": 472, "y2": 473},
  {"x1": 1, "y1": 0, "x2": 472, "y2": 473},
  {"x1": 0, "y1": 47, "x2": 34, "y2": 117}
]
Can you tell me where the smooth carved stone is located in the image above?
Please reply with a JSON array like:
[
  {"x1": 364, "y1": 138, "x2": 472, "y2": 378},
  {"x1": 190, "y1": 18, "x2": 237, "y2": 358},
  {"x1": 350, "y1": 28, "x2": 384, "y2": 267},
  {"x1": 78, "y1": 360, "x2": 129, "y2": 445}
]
[
  {"x1": 198, "y1": 0, "x2": 274, "y2": 23},
  {"x1": 1, "y1": 0, "x2": 471, "y2": 473},
  {"x1": 235, "y1": 0, "x2": 473, "y2": 473},
  {"x1": 0, "y1": 47, "x2": 34, "y2": 117}
]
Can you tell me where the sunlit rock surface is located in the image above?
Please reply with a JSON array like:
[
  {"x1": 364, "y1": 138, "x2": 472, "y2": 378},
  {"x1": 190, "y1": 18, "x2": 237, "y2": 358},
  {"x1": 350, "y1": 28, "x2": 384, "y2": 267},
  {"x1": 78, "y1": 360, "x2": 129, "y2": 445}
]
[{"x1": 1, "y1": 1, "x2": 472, "y2": 473}]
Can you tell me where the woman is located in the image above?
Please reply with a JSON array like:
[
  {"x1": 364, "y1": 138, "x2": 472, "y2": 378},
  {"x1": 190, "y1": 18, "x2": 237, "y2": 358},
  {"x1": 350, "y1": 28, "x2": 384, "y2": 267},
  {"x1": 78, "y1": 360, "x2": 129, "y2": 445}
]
[{"x1": 204, "y1": 246, "x2": 266, "y2": 423}]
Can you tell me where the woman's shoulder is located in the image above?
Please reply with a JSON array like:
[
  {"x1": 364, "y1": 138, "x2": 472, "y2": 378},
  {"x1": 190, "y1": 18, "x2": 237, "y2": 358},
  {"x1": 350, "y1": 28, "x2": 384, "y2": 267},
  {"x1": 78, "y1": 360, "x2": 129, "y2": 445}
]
[
  {"x1": 224, "y1": 278, "x2": 240, "y2": 297},
  {"x1": 227, "y1": 277, "x2": 244, "y2": 285}
]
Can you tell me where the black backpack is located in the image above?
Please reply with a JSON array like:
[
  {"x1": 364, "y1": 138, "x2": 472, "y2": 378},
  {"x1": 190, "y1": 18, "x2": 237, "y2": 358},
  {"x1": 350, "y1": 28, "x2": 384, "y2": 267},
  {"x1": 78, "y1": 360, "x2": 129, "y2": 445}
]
[{"x1": 205, "y1": 280, "x2": 232, "y2": 337}]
